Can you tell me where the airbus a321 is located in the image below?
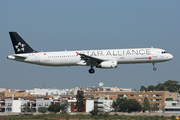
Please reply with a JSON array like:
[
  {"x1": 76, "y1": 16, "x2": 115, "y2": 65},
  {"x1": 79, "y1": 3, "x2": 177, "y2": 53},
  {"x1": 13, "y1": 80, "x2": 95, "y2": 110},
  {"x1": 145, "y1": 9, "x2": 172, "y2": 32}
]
[{"x1": 7, "y1": 32, "x2": 173, "y2": 74}]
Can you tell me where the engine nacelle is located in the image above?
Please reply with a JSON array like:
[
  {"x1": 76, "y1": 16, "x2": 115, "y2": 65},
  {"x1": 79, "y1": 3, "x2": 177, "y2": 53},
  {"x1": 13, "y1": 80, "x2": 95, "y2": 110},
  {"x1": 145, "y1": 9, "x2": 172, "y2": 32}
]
[{"x1": 96, "y1": 61, "x2": 117, "y2": 69}]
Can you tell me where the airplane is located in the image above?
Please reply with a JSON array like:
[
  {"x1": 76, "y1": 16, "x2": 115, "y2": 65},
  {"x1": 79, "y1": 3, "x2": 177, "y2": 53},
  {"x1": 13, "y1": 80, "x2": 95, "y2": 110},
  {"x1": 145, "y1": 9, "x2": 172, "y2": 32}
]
[{"x1": 7, "y1": 32, "x2": 173, "y2": 74}]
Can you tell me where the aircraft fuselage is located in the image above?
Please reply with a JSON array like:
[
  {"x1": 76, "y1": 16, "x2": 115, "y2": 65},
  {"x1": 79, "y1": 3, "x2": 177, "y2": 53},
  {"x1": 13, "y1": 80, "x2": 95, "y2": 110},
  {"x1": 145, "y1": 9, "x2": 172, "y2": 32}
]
[{"x1": 8, "y1": 48, "x2": 173, "y2": 66}]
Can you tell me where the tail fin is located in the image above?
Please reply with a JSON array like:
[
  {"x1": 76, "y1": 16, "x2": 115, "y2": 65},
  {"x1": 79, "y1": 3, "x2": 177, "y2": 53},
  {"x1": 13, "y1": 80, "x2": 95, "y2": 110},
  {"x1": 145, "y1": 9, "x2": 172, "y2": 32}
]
[{"x1": 9, "y1": 32, "x2": 36, "y2": 54}]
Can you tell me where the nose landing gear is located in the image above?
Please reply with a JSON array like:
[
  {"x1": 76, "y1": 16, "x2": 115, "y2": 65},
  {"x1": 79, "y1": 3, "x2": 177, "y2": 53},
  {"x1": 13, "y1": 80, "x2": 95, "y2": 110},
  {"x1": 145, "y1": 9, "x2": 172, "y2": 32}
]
[
  {"x1": 89, "y1": 66, "x2": 95, "y2": 74},
  {"x1": 152, "y1": 63, "x2": 157, "y2": 71}
]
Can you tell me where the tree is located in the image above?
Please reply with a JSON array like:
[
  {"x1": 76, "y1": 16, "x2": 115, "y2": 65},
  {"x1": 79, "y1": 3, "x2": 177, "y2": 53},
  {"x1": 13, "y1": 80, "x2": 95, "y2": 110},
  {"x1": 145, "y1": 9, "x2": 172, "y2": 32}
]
[
  {"x1": 142, "y1": 97, "x2": 150, "y2": 112},
  {"x1": 163, "y1": 80, "x2": 180, "y2": 92},
  {"x1": 21, "y1": 103, "x2": 29, "y2": 113},
  {"x1": 111, "y1": 95, "x2": 126, "y2": 112},
  {"x1": 75, "y1": 90, "x2": 86, "y2": 112},
  {"x1": 111, "y1": 100, "x2": 118, "y2": 112},
  {"x1": 120, "y1": 99, "x2": 142, "y2": 112},
  {"x1": 90, "y1": 105, "x2": 99, "y2": 115},
  {"x1": 140, "y1": 86, "x2": 147, "y2": 92},
  {"x1": 140, "y1": 80, "x2": 180, "y2": 92},
  {"x1": 38, "y1": 107, "x2": 48, "y2": 114},
  {"x1": 147, "y1": 85, "x2": 156, "y2": 91},
  {"x1": 48, "y1": 103, "x2": 61, "y2": 113},
  {"x1": 60, "y1": 100, "x2": 69, "y2": 114},
  {"x1": 152, "y1": 104, "x2": 158, "y2": 112}
]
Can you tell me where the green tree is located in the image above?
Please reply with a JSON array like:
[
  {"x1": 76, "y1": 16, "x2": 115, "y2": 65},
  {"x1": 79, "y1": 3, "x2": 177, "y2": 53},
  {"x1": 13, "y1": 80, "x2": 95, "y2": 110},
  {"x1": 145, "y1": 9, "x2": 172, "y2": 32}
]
[
  {"x1": 140, "y1": 85, "x2": 147, "y2": 92},
  {"x1": 120, "y1": 99, "x2": 142, "y2": 112},
  {"x1": 152, "y1": 104, "x2": 158, "y2": 112},
  {"x1": 38, "y1": 107, "x2": 48, "y2": 114},
  {"x1": 60, "y1": 100, "x2": 69, "y2": 114},
  {"x1": 166, "y1": 98, "x2": 173, "y2": 101},
  {"x1": 147, "y1": 85, "x2": 156, "y2": 91},
  {"x1": 21, "y1": 103, "x2": 29, "y2": 113},
  {"x1": 156, "y1": 83, "x2": 164, "y2": 91},
  {"x1": 143, "y1": 97, "x2": 150, "y2": 112},
  {"x1": 90, "y1": 105, "x2": 99, "y2": 115},
  {"x1": 111, "y1": 100, "x2": 118, "y2": 112},
  {"x1": 111, "y1": 95, "x2": 126, "y2": 112},
  {"x1": 75, "y1": 90, "x2": 86, "y2": 112},
  {"x1": 140, "y1": 80, "x2": 180, "y2": 92},
  {"x1": 48, "y1": 103, "x2": 61, "y2": 113},
  {"x1": 164, "y1": 80, "x2": 180, "y2": 92}
]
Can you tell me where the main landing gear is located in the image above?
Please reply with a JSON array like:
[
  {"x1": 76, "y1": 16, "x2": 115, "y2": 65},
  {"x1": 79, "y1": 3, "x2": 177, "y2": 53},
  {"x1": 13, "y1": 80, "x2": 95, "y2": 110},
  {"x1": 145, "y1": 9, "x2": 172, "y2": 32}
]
[
  {"x1": 152, "y1": 63, "x2": 157, "y2": 71},
  {"x1": 89, "y1": 66, "x2": 95, "y2": 74}
]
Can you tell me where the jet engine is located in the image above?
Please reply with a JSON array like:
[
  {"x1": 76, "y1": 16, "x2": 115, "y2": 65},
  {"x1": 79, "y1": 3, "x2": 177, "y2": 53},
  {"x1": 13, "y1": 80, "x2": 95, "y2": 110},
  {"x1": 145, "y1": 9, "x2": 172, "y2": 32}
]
[{"x1": 96, "y1": 61, "x2": 117, "y2": 69}]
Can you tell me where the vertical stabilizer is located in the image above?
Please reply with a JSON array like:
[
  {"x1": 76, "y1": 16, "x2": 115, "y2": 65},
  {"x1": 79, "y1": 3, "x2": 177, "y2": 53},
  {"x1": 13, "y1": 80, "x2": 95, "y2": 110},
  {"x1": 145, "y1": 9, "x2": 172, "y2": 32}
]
[{"x1": 9, "y1": 32, "x2": 36, "y2": 54}]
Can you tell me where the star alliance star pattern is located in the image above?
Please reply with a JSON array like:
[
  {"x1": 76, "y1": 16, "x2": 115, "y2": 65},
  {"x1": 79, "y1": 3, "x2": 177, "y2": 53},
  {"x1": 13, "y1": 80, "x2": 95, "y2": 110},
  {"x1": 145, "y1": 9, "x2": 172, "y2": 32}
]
[{"x1": 15, "y1": 42, "x2": 25, "y2": 52}]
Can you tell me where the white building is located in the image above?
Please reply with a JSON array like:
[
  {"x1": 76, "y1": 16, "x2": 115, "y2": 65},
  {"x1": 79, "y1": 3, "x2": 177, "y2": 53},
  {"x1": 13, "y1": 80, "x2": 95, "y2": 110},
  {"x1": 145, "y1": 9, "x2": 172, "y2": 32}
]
[
  {"x1": 164, "y1": 101, "x2": 180, "y2": 113},
  {"x1": 0, "y1": 98, "x2": 28, "y2": 112},
  {"x1": 94, "y1": 99, "x2": 113, "y2": 112},
  {"x1": 26, "y1": 88, "x2": 66, "y2": 96}
]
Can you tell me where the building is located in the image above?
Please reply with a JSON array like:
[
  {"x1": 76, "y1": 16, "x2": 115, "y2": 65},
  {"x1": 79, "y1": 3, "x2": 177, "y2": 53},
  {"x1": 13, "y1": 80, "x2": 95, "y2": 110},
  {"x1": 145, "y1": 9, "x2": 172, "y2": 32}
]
[
  {"x1": 94, "y1": 99, "x2": 113, "y2": 112},
  {"x1": 84, "y1": 91, "x2": 178, "y2": 111},
  {"x1": 26, "y1": 88, "x2": 66, "y2": 96},
  {"x1": 67, "y1": 86, "x2": 132, "y2": 95},
  {"x1": 0, "y1": 88, "x2": 9, "y2": 92},
  {"x1": 164, "y1": 101, "x2": 180, "y2": 113},
  {"x1": 67, "y1": 99, "x2": 94, "y2": 113},
  {"x1": 0, "y1": 92, "x2": 29, "y2": 100},
  {"x1": 0, "y1": 98, "x2": 28, "y2": 112}
]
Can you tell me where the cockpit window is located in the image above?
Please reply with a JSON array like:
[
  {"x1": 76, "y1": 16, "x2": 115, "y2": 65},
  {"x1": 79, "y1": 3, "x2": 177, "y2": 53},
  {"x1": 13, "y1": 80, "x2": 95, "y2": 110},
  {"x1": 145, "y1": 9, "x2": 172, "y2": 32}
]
[{"x1": 162, "y1": 51, "x2": 168, "y2": 54}]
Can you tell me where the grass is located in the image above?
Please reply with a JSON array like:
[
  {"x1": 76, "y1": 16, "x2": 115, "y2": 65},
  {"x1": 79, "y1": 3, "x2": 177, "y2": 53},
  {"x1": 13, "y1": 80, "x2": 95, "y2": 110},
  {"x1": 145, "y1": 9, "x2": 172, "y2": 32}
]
[{"x1": 0, "y1": 113, "x2": 176, "y2": 120}]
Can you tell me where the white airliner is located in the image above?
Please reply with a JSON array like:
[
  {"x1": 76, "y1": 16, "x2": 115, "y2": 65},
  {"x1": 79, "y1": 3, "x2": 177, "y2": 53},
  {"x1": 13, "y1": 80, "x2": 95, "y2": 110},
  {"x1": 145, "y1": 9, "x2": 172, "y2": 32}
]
[{"x1": 7, "y1": 32, "x2": 173, "y2": 74}]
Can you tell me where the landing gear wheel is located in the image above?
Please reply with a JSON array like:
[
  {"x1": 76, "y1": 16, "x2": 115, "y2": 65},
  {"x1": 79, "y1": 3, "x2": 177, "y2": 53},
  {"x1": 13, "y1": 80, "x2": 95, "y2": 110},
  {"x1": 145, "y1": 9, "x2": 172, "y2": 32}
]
[
  {"x1": 89, "y1": 69, "x2": 95, "y2": 74},
  {"x1": 153, "y1": 67, "x2": 157, "y2": 71}
]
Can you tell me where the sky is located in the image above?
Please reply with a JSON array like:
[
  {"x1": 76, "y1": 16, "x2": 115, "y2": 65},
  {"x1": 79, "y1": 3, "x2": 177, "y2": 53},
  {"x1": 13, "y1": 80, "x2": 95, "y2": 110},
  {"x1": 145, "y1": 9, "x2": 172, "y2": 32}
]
[{"x1": 0, "y1": 0, "x2": 180, "y2": 90}]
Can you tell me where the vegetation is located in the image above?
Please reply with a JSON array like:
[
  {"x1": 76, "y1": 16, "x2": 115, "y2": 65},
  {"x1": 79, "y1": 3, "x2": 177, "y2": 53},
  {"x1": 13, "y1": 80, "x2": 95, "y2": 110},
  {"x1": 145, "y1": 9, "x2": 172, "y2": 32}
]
[
  {"x1": 0, "y1": 113, "x2": 176, "y2": 120},
  {"x1": 112, "y1": 95, "x2": 142, "y2": 112},
  {"x1": 166, "y1": 98, "x2": 173, "y2": 101},
  {"x1": 152, "y1": 103, "x2": 158, "y2": 112},
  {"x1": 38, "y1": 107, "x2": 48, "y2": 114},
  {"x1": 48, "y1": 103, "x2": 61, "y2": 113},
  {"x1": 140, "y1": 80, "x2": 180, "y2": 92},
  {"x1": 111, "y1": 95, "x2": 126, "y2": 112},
  {"x1": 21, "y1": 103, "x2": 35, "y2": 113},
  {"x1": 75, "y1": 90, "x2": 86, "y2": 112},
  {"x1": 47, "y1": 100, "x2": 69, "y2": 114},
  {"x1": 143, "y1": 97, "x2": 150, "y2": 112},
  {"x1": 60, "y1": 100, "x2": 69, "y2": 114},
  {"x1": 90, "y1": 105, "x2": 99, "y2": 115},
  {"x1": 120, "y1": 99, "x2": 142, "y2": 112}
]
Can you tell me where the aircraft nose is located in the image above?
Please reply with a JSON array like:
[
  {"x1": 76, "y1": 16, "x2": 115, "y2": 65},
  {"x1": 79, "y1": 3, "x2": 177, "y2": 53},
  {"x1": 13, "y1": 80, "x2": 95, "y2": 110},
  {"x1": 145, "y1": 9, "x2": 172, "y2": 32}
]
[{"x1": 169, "y1": 54, "x2": 173, "y2": 60}]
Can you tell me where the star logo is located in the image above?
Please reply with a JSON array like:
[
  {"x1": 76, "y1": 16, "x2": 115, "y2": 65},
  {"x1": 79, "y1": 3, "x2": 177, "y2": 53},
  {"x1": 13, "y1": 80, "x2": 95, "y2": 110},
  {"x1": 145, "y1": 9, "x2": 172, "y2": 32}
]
[
  {"x1": 148, "y1": 56, "x2": 152, "y2": 60},
  {"x1": 76, "y1": 52, "x2": 80, "y2": 56},
  {"x1": 15, "y1": 42, "x2": 25, "y2": 52}
]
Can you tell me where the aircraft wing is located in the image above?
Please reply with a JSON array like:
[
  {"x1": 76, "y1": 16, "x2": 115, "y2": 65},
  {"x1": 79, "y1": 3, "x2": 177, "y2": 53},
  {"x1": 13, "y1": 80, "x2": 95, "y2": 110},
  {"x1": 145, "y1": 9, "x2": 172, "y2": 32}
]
[
  {"x1": 78, "y1": 53, "x2": 103, "y2": 66},
  {"x1": 79, "y1": 53, "x2": 103, "y2": 61}
]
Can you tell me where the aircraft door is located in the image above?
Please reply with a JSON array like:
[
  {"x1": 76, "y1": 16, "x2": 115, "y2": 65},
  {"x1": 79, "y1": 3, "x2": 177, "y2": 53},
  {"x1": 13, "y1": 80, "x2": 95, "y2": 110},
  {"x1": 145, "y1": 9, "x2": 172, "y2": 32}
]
[{"x1": 151, "y1": 48, "x2": 157, "y2": 55}]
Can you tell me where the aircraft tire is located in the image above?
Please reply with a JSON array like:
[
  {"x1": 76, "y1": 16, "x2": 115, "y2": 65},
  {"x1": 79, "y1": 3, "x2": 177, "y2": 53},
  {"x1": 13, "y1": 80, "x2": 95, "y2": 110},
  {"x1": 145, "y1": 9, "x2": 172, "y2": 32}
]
[
  {"x1": 89, "y1": 69, "x2": 95, "y2": 74},
  {"x1": 153, "y1": 67, "x2": 157, "y2": 71}
]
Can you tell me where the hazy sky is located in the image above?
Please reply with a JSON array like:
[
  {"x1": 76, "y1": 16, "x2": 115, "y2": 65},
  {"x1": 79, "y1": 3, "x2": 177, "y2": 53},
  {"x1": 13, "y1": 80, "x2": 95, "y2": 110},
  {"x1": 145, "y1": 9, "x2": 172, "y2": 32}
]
[{"x1": 1, "y1": 0, "x2": 179, "y2": 90}]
